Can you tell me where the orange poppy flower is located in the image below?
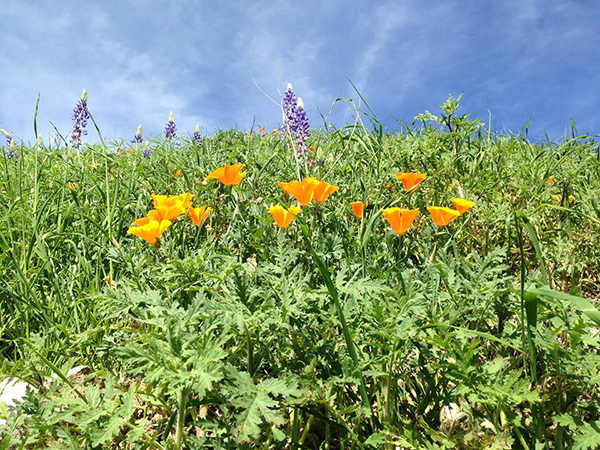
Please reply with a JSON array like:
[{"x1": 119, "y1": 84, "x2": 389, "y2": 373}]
[
  {"x1": 174, "y1": 170, "x2": 181, "y2": 178},
  {"x1": 568, "y1": 195, "x2": 575, "y2": 201},
  {"x1": 546, "y1": 178, "x2": 555, "y2": 184},
  {"x1": 350, "y1": 201, "x2": 367, "y2": 218},
  {"x1": 382, "y1": 208, "x2": 420, "y2": 235},
  {"x1": 149, "y1": 193, "x2": 193, "y2": 222},
  {"x1": 269, "y1": 205, "x2": 301, "y2": 229},
  {"x1": 205, "y1": 164, "x2": 247, "y2": 187},
  {"x1": 127, "y1": 219, "x2": 172, "y2": 244},
  {"x1": 274, "y1": 131, "x2": 281, "y2": 136},
  {"x1": 277, "y1": 177, "x2": 320, "y2": 207},
  {"x1": 451, "y1": 198, "x2": 475, "y2": 214},
  {"x1": 68, "y1": 182, "x2": 76, "y2": 191},
  {"x1": 258, "y1": 127, "x2": 264, "y2": 133},
  {"x1": 427, "y1": 207, "x2": 460, "y2": 227},
  {"x1": 395, "y1": 172, "x2": 427, "y2": 192},
  {"x1": 313, "y1": 180, "x2": 339, "y2": 203},
  {"x1": 189, "y1": 206, "x2": 212, "y2": 226}
]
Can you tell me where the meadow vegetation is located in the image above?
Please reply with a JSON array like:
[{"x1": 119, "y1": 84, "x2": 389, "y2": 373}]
[{"x1": 1, "y1": 93, "x2": 600, "y2": 449}]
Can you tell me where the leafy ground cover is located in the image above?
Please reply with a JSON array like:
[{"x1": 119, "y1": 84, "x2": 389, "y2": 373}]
[{"x1": 1, "y1": 95, "x2": 600, "y2": 449}]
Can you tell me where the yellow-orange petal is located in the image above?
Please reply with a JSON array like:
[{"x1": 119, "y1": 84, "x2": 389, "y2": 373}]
[
  {"x1": 313, "y1": 180, "x2": 339, "y2": 203},
  {"x1": 551, "y1": 194, "x2": 561, "y2": 201},
  {"x1": 546, "y1": 178, "x2": 555, "y2": 184},
  {"x1": 127, "y1": 219, "x2": 172, "y2": 244},
  {"x1": 133, "y1": 216, "x2": 151, "y2": 226},
  {"x1": 189, "y1": 206, "x2": 212, "y2": 226},
  {"x1": 269, "y1": 205, "x2": 296, "y2": 229},
  {"x1": 382, "y1": 208, "x2": 420, "y2": 235},
  {"x1": 451, "y1": 198, "x2": 475, "y2": 214},
  {"x1": 277, "y1": 178, "x2": 319, "y2": 207},
  {"x1": 427, "y1": 207, "x2": 460, "y2": 227},
  {"x1": 351, "y1": 201, "x2": 365, "y2": 218},
  {"x1": 395, "y1": 172, "x2": 427, "y2": 192}
]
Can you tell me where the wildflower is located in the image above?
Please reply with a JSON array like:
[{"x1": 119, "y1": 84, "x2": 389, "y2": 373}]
[
  {"x1": 189, "y1": 206, "x2": 212, "y2": 226},
  {"x1": 546, "y1": 178, "x2": 555, "y2": 185},
  {"x1": 127, "y1": 218, "x2": 172, "y2": 244},
  {"x1": 313, "y1": 180, "x2": 339, "y2": 203},
  {"x1": 278, "y1": 177, "x2": 320, "y2": 207},
  {"x1": 451, "y1": 198, "x2": 475, "y2": 214},
  {"x1": 269, "y1": 205, "x2": 301, "y2": 229},
  {"x1": 68, "y1": 182, "x2": 76, "y2": 191},
  {"x1": 427, "y1": 207, "x2": 460, "y2": 227},
  {"x1": 382, "y1": 208, "x2": 420, "y2": 235},
  {"x1": 258, "y1": 127, "x2": 265, "y2": 133},
  {"x1": 282, "y1": 83, "x2": 297, "y2": 132},
  {"x1": 148, "y1": 193, "x2": 193, "y2": 222},
  {"x1": 395, "y1": 172, "x2": 427, "y2": 192},
  {"x1": 164, "y1": 111, "x2": 177, "y2": 139},
  {"x1": 131, "y1": 125, "x2": 143, "y2": 144},
  {"x1": 294, "y1": 98, "x2": 311, "y2": 166},
  {"x1": 351, "y1": 201, "x2": 367, "y2": 218},
  {"x1": 205, "y1": 164, "x2": 247, "y2": 187},
  {"x1": 71, "y1": 89, "x2": 89, "y2": 148},
  {"x1": 2, "y1": 131, "x2": 18, "y2": 158},
  {"x1": 142, "y1": 142, "x2": 152, "y2": 158},
  {"x1": 568, "y1": 195, "x2": 575, "y2": 201},
  {"x1": 274, "y1": 131, "x2": 281, "y2": 136},
  {"x1": 193, "y1": 125, "x2": 203, "y2": 148},
  {"x1": 174, "y1": 170, "x2": 181, "y2": 178},
  {"x1": 551, "y1": 194, "x2": 561, "y2": 201}
]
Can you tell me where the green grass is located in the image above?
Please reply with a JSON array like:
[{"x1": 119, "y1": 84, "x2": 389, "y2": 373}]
[{"x1": 1, "y1": 99, "x2": 600, "y2": 449}]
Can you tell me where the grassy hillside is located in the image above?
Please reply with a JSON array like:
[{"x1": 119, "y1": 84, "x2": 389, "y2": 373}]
[{"x1": 1, "y1": 100, "x2": 600, "y2": 448}]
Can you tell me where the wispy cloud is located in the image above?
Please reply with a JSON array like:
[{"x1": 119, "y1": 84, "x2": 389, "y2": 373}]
[{"x1": 1, "y1": 0, "x2": 598, "y2": 142}]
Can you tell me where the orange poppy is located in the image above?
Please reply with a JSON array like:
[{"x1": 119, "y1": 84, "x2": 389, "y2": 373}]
[
  {"x1": 350, "y1": 201, "x2": 367, "y2": 218},
  {"x1": 274, "y1": 131, "x2": 281, "y2": 136},
  {"x1": 277, "y1": 177, "x2": 320, "y2": 207},
  {"x1": 451, "y1": 198, "x2": 475, "y2": 214},
  {"x1": 149, "y1": 193, "x2": 193, "y2": 222},
  {"x1": 382, "y1": 208, "x2": 420, "y2": 235},
  {"x1": 546, "y1": 178, "x2": 555, "y2": 184},
  {"x1": 205, "y1": 164, "x2": 247, "y2": 187},
  {"x1": 313, "y1": 180, "x2": 339, "y2": 203},
  {"x1": 258, "y1": 127, "x2": 264, "y2": 133},
  {"x1": 127, "y1": 219, "x2": 172, "y2": 244},
  {"x1": 174, "y1": 170, "x2": 181, "y2": 178},
  {"x1": 189, "y1": 206, "x2": 212, "y2": 226},
  {"x1": 427, "y1": 207, "x2": 460, "y2": 227},
  {"x1": 269, "y1": 205, "x2": 301, "y2": 229},
  {"x1": 395, "y1": 172, "x2": 427, "y2": 192},
  {"x1": 68, "y1": 182, "x2": 76, "y2": 191}
]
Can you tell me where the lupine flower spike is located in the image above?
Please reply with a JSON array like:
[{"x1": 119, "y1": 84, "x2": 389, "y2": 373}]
[
  {"x1": 132, "y1": 125, "x2": 143, "y2": 144},
  {"x1": 269, "y1": 205, "x2": 301, "y2": 229},
  {"x1": 1, "y1": 129, "x2": 18, "y2": 158},
  {"x1": 395, "y1": 172, "x2": 427, "y2": 192},
  {"x1": 382, "y1": 208, "x2": 420, "y2": 235},
  {"x1": 193, "y1": 125, "x2": 203, "y2": 148},
  {"x1": 427, "y1": 207, "x2": 460, "y2": 227},
  {"x1": 164, "y1": 111, "x2": 177, "y2": 139},
  {"x1": 142, "y1": 142, "x2": 152, "y2": 158},
  {"x1": 313, "y1": 180, "x2": 339, "y2": 203},
  {"x1": 278, "y1": 177, "x2": 320, "y2": 207},
  {"x1": 205, "y1": 164, "x2": 247, "y2": 187},
  {"x1": 71, "y1": 89, "x2": 89, "y2": 148},
  {"x1": 189, "y1": 206, "x2": 212, "y2": 226},
  {"x1": 294, "y1": 98, "x2": 311, "y2": 166},
  {"x1": 451, "y1": 198, "x2": 475, "y2": 214}
]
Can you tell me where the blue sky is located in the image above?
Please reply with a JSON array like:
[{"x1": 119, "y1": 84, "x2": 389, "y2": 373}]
[{"x1": 1, "y1": 0, "x2": 599, "y2": 143}]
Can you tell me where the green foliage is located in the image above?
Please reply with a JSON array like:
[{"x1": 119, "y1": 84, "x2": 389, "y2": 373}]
[{"x1": 1, "y1": 97, "x2": 599, "y2": 448}]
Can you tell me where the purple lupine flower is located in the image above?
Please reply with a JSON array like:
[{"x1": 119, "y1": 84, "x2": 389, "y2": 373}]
[
  {"x1": 142, "y1": 142, "x2": 152, "y2": 158},
  {"x1": 282, "y1": 83, "x2": 298, "y2": 134},
  {"x1": 294, "y1": 97, "x2": 311, "y2": 166},
  {"x1": 1, "y1": 129, "x2": 18, "y2": 158},
  {"x1": 131, "y1": 124, "x2": 143, "y2": 144},
  {"x1": 164, "y1": 111, "x2": 177, "y2": 139},
  {"x1": 71, "y1": 89, "x2": 89, "y2": 148},
  {"x1": 193, "y1": 124, "x2": 203, "y2": 148}
]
